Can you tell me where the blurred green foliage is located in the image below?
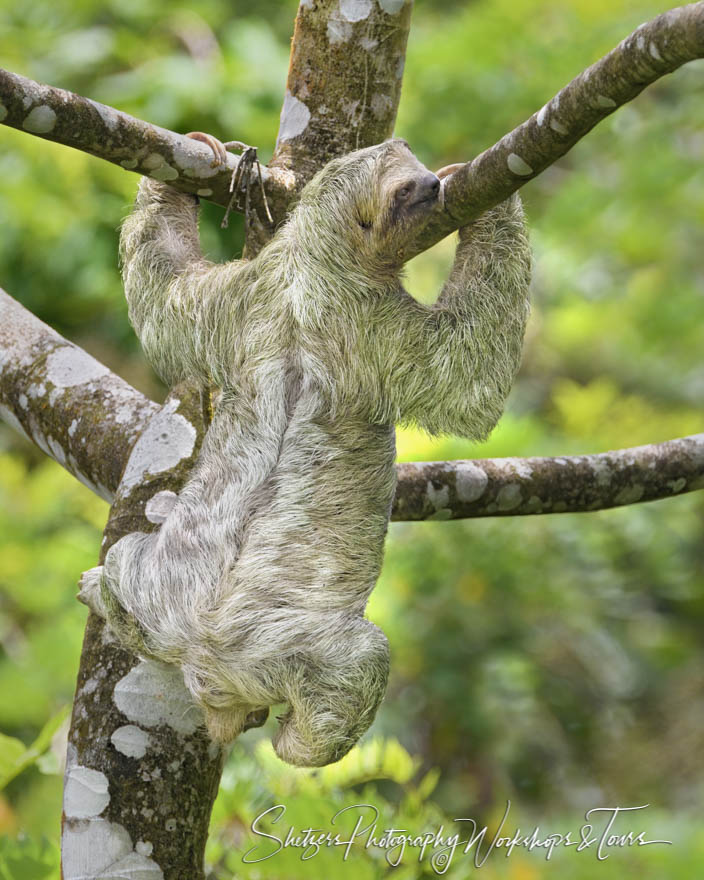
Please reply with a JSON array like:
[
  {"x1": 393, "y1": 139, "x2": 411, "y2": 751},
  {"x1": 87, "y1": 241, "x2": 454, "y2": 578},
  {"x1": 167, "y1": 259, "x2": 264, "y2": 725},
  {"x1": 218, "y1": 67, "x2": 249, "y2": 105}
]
[{"x1": 1, "y1": 0, "x2": 703, "y2": 877}]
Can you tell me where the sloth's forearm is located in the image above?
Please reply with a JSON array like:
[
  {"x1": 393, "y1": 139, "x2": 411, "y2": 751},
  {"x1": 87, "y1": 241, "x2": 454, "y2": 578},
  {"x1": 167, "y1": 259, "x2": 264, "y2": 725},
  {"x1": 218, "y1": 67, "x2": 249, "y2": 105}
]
[
  {"x1": 120, "y1": 178, "x2": 249, "y2": 384},
  {"x1": 429, "y1": 195, "x2": 531, "y2": 438},
  {"x1": 376, "y1": 195, "x2": 530, "y2": 437}
]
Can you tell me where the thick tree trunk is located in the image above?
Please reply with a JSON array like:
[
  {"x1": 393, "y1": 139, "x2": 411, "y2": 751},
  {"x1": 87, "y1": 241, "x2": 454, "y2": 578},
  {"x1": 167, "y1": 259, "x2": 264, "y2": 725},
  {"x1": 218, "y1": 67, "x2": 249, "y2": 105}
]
[
  {"x1": 0, "y1": 2, "x2": 703, "y2": 876},
  {"x1": 60, "y1": 2, "x2": 415, "y2": 877}
]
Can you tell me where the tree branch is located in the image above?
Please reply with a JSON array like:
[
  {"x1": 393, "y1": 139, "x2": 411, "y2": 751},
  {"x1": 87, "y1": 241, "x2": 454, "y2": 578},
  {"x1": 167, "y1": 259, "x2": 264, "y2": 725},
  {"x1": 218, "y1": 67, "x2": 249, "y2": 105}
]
[
  {"x1": 393, "y1": 437, "x2": 704, "y2": 520},
  {"x1": 0, "y1": 288, "x2": 157, "y2": 500},
  {"x1": 2, "y1": 291, "x2": 701, "y2": 519},
  {"x1": 269, "y1": 0, "x2": 412, "y2": 184},
  {"x1": 408, "y1": 0, "x2": 704, "y2": 258},
  {"x1": 0, "y1": 67, "x2": 294, "y2": 227},
  {"x1": 4, "y1": 3, "x2": 703, "y2": 261}
]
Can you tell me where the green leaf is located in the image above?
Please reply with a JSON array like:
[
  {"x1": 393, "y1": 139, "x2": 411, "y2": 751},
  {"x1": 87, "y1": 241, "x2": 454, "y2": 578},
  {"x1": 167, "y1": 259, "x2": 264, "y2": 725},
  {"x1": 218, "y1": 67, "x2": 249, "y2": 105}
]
[{"x1": 0, "y1": 706, "x2": 70, "y2": 791}]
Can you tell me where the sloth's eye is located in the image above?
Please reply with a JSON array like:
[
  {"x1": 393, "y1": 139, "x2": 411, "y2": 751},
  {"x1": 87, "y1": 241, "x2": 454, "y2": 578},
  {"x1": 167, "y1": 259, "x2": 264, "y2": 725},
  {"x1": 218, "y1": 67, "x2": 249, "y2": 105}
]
[
  {"x1": 358, "y1": 218, "x2": 373, "y2": 230},
  {"x1": 397, "y1": 182, "x2": 415, "y2": 200}
]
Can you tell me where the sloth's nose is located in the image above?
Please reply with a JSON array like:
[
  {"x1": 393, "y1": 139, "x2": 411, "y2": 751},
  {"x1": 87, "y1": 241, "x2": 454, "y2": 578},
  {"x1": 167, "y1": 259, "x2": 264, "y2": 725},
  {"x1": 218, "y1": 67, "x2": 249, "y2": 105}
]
[{"x1": 419, "y1": 172, "x2": 441, "y2": 201}]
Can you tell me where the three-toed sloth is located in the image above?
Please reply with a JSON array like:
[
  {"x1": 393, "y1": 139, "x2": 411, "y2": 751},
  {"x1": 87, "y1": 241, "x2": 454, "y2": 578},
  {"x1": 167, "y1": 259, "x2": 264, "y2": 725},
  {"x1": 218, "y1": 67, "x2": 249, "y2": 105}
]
[{"x1": 80, "y1": 139, "x2": 531, "y2": 766}]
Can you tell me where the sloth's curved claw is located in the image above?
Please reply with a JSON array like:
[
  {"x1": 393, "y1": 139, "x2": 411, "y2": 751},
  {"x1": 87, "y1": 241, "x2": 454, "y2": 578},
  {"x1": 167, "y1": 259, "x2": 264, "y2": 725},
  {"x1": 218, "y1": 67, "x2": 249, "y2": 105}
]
[
  {"x1": 185, "y1": 131, "x2": 229, "y2": 167},
  {"x1": 435, "y1": 163, "x2": 464, "y2": 180}
]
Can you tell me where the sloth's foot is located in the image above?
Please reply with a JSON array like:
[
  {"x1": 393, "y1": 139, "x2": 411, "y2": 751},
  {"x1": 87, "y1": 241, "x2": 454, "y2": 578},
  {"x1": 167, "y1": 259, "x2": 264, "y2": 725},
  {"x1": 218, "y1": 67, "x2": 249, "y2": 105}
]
[
  {"x1": 203, "y1": 704, "x2": 269, "y2": 743},
  {"x1": 77, "y1": 566, "x2": 107, "y2": 619}
]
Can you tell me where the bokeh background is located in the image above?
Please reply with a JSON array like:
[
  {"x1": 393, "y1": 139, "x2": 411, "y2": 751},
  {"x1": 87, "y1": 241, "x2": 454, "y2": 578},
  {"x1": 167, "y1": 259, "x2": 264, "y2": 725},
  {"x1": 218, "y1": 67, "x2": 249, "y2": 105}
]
[{"x1": 1, "y1": 0, "x2": 703, "y2": 876}]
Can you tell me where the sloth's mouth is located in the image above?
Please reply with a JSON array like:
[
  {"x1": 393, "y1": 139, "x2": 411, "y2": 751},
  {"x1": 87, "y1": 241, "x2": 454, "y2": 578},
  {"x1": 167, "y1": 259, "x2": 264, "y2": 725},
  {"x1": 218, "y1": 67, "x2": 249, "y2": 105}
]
[{"x1": 409, "y1": 194, "x2": 438, "y2": 210}]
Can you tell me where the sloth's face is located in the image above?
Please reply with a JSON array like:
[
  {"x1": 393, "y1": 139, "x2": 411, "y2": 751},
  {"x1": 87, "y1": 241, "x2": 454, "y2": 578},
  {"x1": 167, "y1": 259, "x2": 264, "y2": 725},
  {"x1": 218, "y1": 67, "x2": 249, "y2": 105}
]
[
  {"x1": 295, "y1": 139, "x2": 441, "y2": 272},
  {"x1": 374, "y1": 139, "x2": 441, "y2": 229},
  {"x1": 351, "y1": 140, "x2": 442, "y2": 259}
]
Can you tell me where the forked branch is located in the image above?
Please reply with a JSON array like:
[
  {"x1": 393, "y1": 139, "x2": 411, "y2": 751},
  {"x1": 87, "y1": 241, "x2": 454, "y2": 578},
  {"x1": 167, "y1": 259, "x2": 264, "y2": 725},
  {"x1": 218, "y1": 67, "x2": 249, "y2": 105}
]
[{"x1": 2, "y1": 3, "x2": 704, "y2": 252}]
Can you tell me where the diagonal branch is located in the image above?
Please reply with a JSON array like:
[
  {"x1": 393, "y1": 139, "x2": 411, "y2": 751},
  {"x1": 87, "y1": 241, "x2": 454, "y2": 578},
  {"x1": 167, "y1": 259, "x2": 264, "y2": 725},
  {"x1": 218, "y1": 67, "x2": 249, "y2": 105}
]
[
  {"x1": 0, "y1": 67, "x2": 295, "y2": 227},
  {"x1": 2, "y1": 290, "x2": 701, "y2": 519},
  {"x1": 409, "y1": 1, "x2": 704, "y2": 258},
  {"x1": 4, "y1": 3, "x2": 704, "y2": 261}
]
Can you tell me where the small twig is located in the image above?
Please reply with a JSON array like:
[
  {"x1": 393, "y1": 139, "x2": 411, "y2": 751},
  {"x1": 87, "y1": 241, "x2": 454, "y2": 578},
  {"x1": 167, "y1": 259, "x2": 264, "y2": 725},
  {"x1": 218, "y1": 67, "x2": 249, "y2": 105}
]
[{"x1": 221, "y1": 141, "x2": 273, "y2": 231}]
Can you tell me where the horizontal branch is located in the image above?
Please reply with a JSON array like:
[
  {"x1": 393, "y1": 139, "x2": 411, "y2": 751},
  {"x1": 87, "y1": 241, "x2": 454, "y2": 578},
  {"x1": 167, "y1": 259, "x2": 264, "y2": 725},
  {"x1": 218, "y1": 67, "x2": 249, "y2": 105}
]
[
  {"x1": 0, "y1": 67, "x2": 294, "y2": 225},
  {"x1": 1, "y1": 291, "x2": 701, "y2": 518},
  {"x1": 392, "y1": 436, "x2": 704, "y2": 520},
  {"x1": 409, "y1": 1, "x2": 704, "y2": 258}
]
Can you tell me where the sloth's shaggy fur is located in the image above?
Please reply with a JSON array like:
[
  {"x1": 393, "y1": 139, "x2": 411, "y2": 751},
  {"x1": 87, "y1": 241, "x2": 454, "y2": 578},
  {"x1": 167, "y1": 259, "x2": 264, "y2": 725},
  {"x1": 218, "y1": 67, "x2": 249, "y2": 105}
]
[{"x1": 80, "y1": 139, "x2": 531, "y2": 766}]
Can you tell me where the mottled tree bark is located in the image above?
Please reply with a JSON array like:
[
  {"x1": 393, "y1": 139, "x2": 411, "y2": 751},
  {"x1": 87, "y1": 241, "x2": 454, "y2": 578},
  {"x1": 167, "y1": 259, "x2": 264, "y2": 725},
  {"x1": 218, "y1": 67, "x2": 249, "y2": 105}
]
[
  {"x1": 1, "y1": 1, "x2": 704, "y2": 877},
  {"x1": 3, "y1": 3, "x2": 704, "y2": 254}
]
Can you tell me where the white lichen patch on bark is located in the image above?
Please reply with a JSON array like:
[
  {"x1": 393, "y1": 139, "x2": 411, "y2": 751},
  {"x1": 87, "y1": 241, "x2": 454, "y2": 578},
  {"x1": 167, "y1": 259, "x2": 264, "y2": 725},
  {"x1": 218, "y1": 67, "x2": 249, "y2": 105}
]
[
  {"x1": 142, "y1": 153, "x2": 167, "y2": 171},
  {"x1": 371, "y1": 93, "x2": 392, "y2": 119},
  {"x1": 62, "y1": 819, "x2": 133, "y2": 880},
  {"x1": 596, "y1": 94, "x2": 617, "y2": 108},
  {"x1": 0, "y1": 290, "x2": 43, "y2": 372},
  {"x1": 119, "y1": 399, "x2": 196, "y2": 490},
  {"x1": 328, "y1": 17, "x2": 353, "y2": 44},
  {"x1": 510, "y1": 460, "x2": 534, "y2": 479},
  {"x1": 378, "y1": 0, "x2": 406, "y2": 13},
  {"x1": 63, "y1": 765, "x2": 110, "y2": 819},
  {"x1": 277, "y1": 91, "x2": 312, "y2": 142},
  {"x1": 62, "y1": 818, "x2": 164, "y2": 880},
  {"x1": 145, "y1": 490, "x2": 179, "y2": 524},
  {"x1": 614, "y1": 483, "x2": 644, "y2": 505},
  {"x1": 495, "y1": 483, "x2": 522, "y2": 511},
  {"x1": 140, "y1": 151, "x2": 181, "y2": 182},
  {"x1": 46, "y1": 345, "x2": 110, "y2": 389},
  {"x1": 87, "y1": 99, "x2": 120, "y2": 130},
  {"x1": 649, "y1": 42, "x2": 663, "y2": 60},
  {"x1": 150, "y1": 164, "x2": 179, "y2": 182},
  {"x1": 47, "y1": 435, "x2": 67, "y2": 467},
  {"x1": 588, "y1": 457, "x2": 613, "y2": 487},
  {"x1": 340, "y1": 0, "x2": 372, "y2": 21},
  {"x1": 454, "y1": 462, "x2": 489, "y2": 502},
  {"x1": 507, "y1": 153, "x2": 533, "y2": 176},
  {"x1": 98, "y1": 851, "x2": 164, "y2": 879},
  {"x1": 111, "y1": 724, "x2": 152, "y2": 759},
  {"x1": 113, "y1": 660, "x2": 202, "y2": 735},
  {"x1": 426, "y1": 480, "x2": 450, "y2": 511},
  {"x1": 171, "y1": 139, "x2": 224, "y2": 179},
  {"x1": 550, "y1": 118, "x2": 568, "y2": 135},
  {"x1": 23, "y1": 105, "x2": 57, "y2": 133}
]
